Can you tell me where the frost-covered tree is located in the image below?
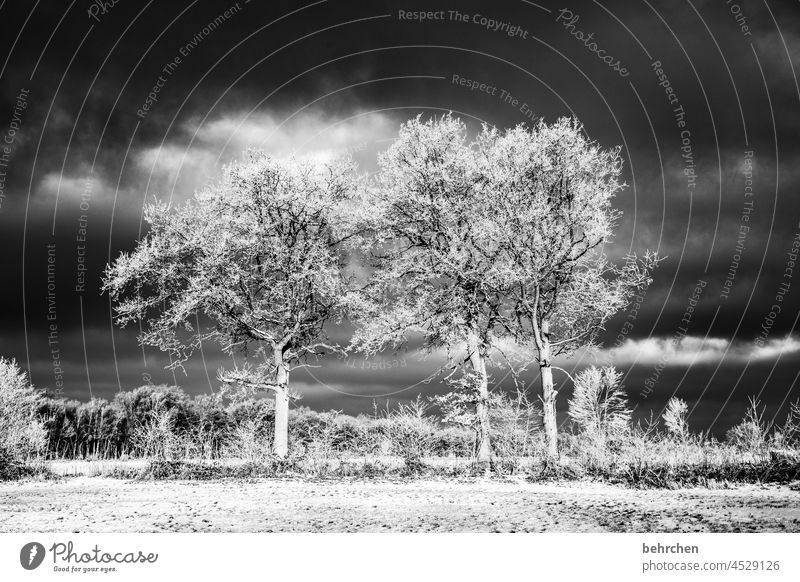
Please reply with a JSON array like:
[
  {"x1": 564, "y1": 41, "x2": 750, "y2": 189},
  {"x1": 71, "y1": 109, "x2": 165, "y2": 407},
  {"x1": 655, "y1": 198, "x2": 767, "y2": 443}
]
[
  {"x1": 103, "y1": 151, "x2": 359, "y2": 458},
  {"x1": 350, "y1": 115, "x2": 510, "y2": 465},
  {"x1": 0, "y1": 357, "x2": 47, "y2": 459},
  {"x1": 352, "y1": 115, "x2": 654, "y2": 466},
  {"x1": 479, "y1": 119, "x2": 657, "y2": 463}
]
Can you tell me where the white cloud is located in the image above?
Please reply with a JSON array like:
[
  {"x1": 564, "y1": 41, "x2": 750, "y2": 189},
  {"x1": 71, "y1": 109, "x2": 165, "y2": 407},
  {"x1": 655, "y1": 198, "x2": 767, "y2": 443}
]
[
  {"x1": 35, "y1": 169, "x2": 136, "y2": 212},
  {"x1": 37, "y1": 171, "x2": 95, "y2": 204},
  {"x1": 191, "y1": 109, "x2": 395, "y2": 157},
  {"x1": 750, "y1": 335, "x2": 800, "y2": 360},
  {"x1": 596, "y1": 335, "x2": 800, "y2": 367},
  {"x1": 133, "y1": 109, "x2": 398, "y2": 198},
  {"x1": 603, "y1": 336, "x2": 728, "y2": 366}
]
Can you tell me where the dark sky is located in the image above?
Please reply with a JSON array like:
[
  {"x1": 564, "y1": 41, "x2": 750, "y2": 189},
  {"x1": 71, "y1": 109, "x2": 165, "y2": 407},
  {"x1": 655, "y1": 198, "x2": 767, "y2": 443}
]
[{"x1": 1, "y1": 0, "x2": 799, "y2": 435}]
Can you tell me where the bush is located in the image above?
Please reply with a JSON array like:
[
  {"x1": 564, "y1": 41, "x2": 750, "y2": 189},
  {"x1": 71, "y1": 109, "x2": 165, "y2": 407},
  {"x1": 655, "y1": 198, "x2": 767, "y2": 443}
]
[
  {"x1": 430, "y1": 425, "x2": 474, "y2": 457},
  {"x1": 0, "y1": 447, "x2": 54, "y2": 481},
  {"x1": 663, "y1": 397, "x2": 690, "y2": 441},
  {"x1": 568, "y1": 366, "x2": 631, "y2": 439},
  {"x1": 726, "y1": 397, "x2": 767, "y2": 453},
  {"x1": 384, "y1": 396, "x2": 437, "y2": 468},
  {"x1": 775, "y1": 399, "x2": 800, "y2": 449},
  {"x1": 567, "y1": 366, "x2": 631, "y2": 466},
  {"x1": 129, "y1": 459, "x2": 280, "y2": 480},
  {"x1": 223, "y1": 419, "x2": 272, "y2": 462},
  {"x1": 129, "y1": 404, "x2": 182, "y2": 459},
  {"x1": 0, "y1": 447, "x2": 26, "y2": 480},
  {"x1": 488, "y1": 390, "x2": 540, "y2": 459}
]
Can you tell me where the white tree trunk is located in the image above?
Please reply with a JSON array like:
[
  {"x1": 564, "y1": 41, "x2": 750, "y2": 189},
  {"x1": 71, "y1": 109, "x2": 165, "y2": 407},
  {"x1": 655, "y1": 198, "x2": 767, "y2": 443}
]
[
  {"x1": 467, "y1": 329, "x2": 491, "y2": 468},
  {"x1": 273, "y1": 389, "x2": 289, "y2": 459},
  {"x1": 273, "y1": 352, "x2": 289, "y2": 459},
  {"x1": 539, "y1": 321, "x2": 559, "y2": 464}
]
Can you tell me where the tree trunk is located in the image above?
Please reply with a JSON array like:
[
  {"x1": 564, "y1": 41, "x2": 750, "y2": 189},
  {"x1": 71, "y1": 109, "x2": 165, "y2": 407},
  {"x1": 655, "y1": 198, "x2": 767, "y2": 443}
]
[
  {"x1": 273, "y1": 388, "x2": 289, "y2": 459},
  {"x1": 539, "y1": 321, "x2": 559, "y2": 465},
  {"x1": 467, "y1": 329, "x2": 491, "y2": 469},
  {"x1": 540, "y1": 362, "x2": 558, "y2": 464},
  {"x1": 273, "y1": 352, "x2": 290, "y2": 459}
]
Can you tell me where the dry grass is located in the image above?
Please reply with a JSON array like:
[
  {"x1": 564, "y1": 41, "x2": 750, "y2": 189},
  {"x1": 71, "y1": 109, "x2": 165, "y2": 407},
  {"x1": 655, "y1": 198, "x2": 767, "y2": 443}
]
[
  {"x1": 48, "y1": 459, "x2": 150, "y2": 478},
  {"x1": 34, "y1": 445, "x2": 800, "y2": 489}
]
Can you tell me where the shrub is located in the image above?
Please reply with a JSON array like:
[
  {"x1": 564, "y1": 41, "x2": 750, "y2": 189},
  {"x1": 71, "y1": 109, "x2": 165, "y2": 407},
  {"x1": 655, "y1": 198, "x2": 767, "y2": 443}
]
[
  {"x1": 385, "y1": 396, "x2": 437, "y2": 468},
  {"x1": 663, "y1": 397, "x2": 690, "y2": 441},
  {"x1": 488, "y1": 390, "x2": 540, "y2": 460},
  {"x1": 776, "y1": 399, "x2": 800, "y2": 449},
  {"x1": 726, "y1": 397, "x2": 767, "y2": 453},
  {"x1": 568, "y1": 366, "x2": 631, "y2": 444},
  {"x1": 0, "y1": 447, "x2": 28, "y2": 481},
  {"x1": 223, "y1": 418, "x2": 272, "y2": 462},
  {"x1": 0, "y1": 448, "x2": 54, "y2": 481},
  {"x1": 190, "y1": 394, "x2": 233, "y2": 459},
  {"x1": 130, "y1": 404, "x2": 186, "y2": 459},
  {"x1": 429, "y1": 425, "x2": 474, "y2": 457},
  {"x1": 350, "y1": 414, "x2": 386, "y2": 457},
  {"x1": 226, "y1": 398, "x2": 274, "y2": 434},
  {"x1": 301, "y1": 410, "x2": 343, "y2": 459}
]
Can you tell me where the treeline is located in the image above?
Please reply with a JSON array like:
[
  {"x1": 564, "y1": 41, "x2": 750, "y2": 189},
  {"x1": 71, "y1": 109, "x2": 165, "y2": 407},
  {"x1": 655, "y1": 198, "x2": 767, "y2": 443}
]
[
  {"x1": 38, "y1": 385, "x2": 266, "y2": 459},
  {"x1": 36, "y1": 384, "x2": 535, "y2": 461},
  {"x1": 34, "y1": 380, "x2": 800, "y2": 463},
  {"x1": 4, "y1": 352, "x2": 800, "y2": 485}
]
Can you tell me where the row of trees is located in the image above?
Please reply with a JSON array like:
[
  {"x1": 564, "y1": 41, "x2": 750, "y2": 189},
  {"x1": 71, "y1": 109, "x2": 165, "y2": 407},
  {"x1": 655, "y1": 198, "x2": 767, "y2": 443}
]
[
  {"x1": 35, "y1": 384, "x2": 273, "y2": 459},
  {"x1": 104, "y1": 114, "x2": 656, "y2": 466},
  {"x1": 1, "y1": 375, "x2": 526, "y2": 463},
  {"x1": 3, "y1": 357, "x2": 796, "y2": 473}
]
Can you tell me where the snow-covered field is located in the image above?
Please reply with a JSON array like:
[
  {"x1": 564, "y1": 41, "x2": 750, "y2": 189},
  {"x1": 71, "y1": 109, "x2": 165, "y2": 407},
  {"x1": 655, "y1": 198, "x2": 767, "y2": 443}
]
[{"x1": 1, "y1": 476, "x2": 798, "y2": 533}]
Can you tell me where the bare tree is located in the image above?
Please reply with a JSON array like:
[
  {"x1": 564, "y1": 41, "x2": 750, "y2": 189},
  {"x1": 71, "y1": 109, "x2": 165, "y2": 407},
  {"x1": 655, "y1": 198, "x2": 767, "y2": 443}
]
[
  {"x1": 349, "y1": 115, "x2": 510, "y2": 467},
  {"x1": 103, "y1": 151, "x2": 359, "y2": 458},
  {"x1": 479, "y1": 118, "x2": 657, "y2": 464}
]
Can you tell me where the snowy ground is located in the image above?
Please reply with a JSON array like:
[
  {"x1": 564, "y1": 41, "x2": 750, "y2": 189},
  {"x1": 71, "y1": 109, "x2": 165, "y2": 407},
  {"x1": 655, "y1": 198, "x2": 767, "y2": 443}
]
[{"x1": 1, "y1": 476, "x2": 798, "y2": 532}]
